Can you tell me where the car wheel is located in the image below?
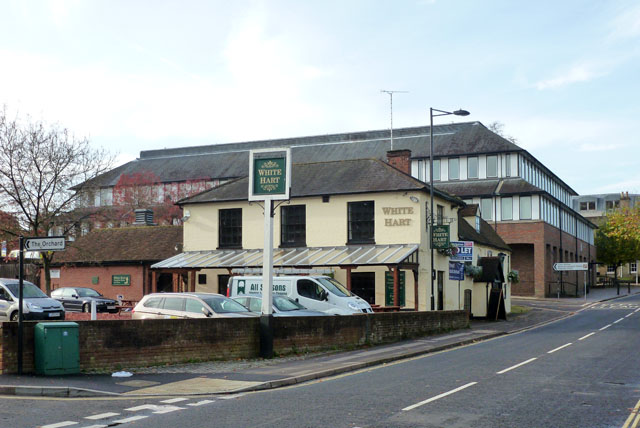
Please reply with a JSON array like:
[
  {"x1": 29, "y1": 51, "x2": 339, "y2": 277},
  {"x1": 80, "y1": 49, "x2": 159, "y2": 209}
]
[
  {"x1": 83, "y1": 303, "x2": 90, "y2": 313},
  {"x1": 10, "y1": 311, "x2": 19, "y2": 321}
]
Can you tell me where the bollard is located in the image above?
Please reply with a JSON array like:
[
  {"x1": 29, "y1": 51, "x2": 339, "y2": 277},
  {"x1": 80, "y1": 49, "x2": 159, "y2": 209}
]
[{"x1": 91, "y1": 300, "x2": 97, "y2": 320}]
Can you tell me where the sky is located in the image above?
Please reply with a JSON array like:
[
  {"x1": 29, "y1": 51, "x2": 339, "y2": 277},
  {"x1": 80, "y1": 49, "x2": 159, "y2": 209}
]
[{"x1": 0, "y1": 0, "x2": 638, "y2": 195}]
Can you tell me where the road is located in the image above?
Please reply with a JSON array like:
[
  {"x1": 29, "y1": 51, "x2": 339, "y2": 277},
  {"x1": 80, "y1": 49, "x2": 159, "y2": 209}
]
[{"x1": 4, "y1": 295, "x2": 640, "y2": 428}]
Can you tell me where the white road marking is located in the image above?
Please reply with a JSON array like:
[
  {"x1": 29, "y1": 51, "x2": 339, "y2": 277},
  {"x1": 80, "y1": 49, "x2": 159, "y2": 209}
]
[
  {"x1": 614, "y1": 318, "x2": 624, "y2": 324},
  {"x1": 41, "y1": 422, "x2": 77, "y2": 428},
  {"x1": 152, "y1": 405, "x2": 185, "y2": 414},
  {"x1": 126, "y1": 405, "x2": 155, "y2": 411},
  {"x1": 636, "y1": 308, "x2": 640, "y2": 313},
  {"x1": 80, "y1": 425, "x2": 107, "y2": 428},
  {"x1": 160, "y1": 398, "x2": 189, "y2": 404},
  {"x1": 84, "y1": 412, "x2": 119, "y2": 420},
  {"x1": 402, "y1": 382, "x2": 477, "y2": 411},
  {"x1": 497, "y1": 358, "x2": 537, "y2": 374},
  {"x1": 113, "y1": 415, "x2": 149, "y2": 423},
  {"x1": 187, "y1": 400, "x2": 215, "y2": 406},
  {"x1": 626, "y1": 313, "x2": 633, "y2": 318},
  {"x1": 547, "y1": 343, "x2": 572, "y2": 354},
  {"x1": 599, "y1": 324, "x2": 612, "y2": 331},
  {"x1": 578, "y1": 332, "x2": 595, "y2": 341}
]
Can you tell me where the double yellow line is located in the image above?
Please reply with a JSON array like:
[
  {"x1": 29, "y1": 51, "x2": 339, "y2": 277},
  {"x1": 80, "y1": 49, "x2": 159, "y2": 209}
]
[{"x1": 622, "y1": 398, "x2": 640, "y2": 428}]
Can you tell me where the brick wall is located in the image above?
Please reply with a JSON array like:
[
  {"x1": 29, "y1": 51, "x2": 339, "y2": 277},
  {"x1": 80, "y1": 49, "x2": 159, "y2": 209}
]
[
  {"x1": 45, "y1": 265, "x2": 147, "y2": 301},
  {"x1": 496, "y1": 221, "x2": 596, "y2": 297},
  {"x1": 0, "y1": 310, "x2": 468, "y2": 374}
]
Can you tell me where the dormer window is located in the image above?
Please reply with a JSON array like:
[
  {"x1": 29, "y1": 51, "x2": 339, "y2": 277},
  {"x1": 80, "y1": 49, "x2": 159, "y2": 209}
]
[{"x1": 475, "y1": 215, "x2": 481, "y2": 233}]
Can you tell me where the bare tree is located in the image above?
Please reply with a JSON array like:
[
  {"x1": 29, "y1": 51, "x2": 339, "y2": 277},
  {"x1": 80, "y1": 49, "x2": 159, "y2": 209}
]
[
  {"x1": 488, "y1": 121, "x2": 519, "y2": 145},
  {"x1": 0, "y1": 107, "x2": 114, "y2": 293}
]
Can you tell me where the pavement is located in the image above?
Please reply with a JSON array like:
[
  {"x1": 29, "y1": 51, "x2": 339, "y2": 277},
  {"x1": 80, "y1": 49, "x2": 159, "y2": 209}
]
[{"x1": 1, "y1": 285, "x2": 639, "y2": 399}]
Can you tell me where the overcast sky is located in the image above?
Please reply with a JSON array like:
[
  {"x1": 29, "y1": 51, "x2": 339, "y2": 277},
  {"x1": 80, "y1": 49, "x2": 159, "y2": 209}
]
[{"x1": 1, "y1": 0, "x2": 638, "y2": 195}]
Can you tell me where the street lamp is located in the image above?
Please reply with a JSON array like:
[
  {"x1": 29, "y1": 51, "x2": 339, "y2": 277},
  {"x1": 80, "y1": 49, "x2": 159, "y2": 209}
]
[{"x1": 429, "y1": 107, "x2": 470, "y2": 311}]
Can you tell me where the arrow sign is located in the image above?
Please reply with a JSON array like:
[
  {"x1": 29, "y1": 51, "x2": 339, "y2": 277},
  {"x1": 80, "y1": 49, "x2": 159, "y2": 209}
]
[
  {"x1": 24, "y1": 236, "x2": 65, "y2": 251},
  {"x1": 553, "y1": 262, "x2": 588, "y2": 271}
]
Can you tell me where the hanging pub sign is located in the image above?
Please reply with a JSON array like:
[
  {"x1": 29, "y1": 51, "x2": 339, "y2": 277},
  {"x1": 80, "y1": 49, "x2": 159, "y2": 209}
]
[
  {"x1": 431, "y1": 225, "x2": 450, "y2": 249},
  {"x1": 249, "y1": 148, "x2": 291, "y2": 201}
]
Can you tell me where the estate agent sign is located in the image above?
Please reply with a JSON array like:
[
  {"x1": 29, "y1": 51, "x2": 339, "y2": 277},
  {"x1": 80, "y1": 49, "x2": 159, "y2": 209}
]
[{"x1": 450, "y1": 241, "x2": 474, "y2": 262}]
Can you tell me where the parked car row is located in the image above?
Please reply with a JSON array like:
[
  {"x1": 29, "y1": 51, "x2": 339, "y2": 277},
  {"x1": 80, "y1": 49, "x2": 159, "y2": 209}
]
[{"x1": 0, "y1": 275, "x2": 372, "y2": 321}]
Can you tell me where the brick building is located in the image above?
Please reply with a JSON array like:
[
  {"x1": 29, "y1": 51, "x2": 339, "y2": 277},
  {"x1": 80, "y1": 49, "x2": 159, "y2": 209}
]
[{"x1": 46, "y1": 222, "x2": 183, "y2": 303}]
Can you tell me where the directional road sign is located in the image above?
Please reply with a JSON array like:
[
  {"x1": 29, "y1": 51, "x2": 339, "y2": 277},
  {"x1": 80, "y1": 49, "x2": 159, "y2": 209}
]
[
  {"x1": 24, "y1": 236, "x2": 65, "y2": 251},
  {"x1": 553, "y1": 262, "x2": 588, "y2": 271}
]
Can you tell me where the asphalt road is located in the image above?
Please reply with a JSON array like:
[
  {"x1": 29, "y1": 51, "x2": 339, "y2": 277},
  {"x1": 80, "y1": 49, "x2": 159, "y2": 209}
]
[{"x1": 4, "y1": 295, "x2": 640, "y2": 428}]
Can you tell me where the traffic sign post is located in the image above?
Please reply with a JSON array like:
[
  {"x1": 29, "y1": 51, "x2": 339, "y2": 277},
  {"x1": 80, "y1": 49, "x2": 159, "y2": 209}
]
[
  {"x1": 17, "y1": 236, "x2": 65, "y2": 375},
  {"x1": 553, "y1": 263, "x2": 588, "y2": 272}
]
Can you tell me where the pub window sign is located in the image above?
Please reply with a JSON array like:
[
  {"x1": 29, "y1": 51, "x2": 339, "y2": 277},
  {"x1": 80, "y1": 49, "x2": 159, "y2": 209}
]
[{"x1": 249, "y1": 148, "x2": 291, "y2": 201}]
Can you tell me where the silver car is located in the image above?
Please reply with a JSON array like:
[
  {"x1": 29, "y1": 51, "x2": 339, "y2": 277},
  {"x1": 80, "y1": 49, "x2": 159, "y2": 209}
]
[
  {"x1": 131, "y1": 292, "x2": 258, "y2": 320},
  {"x1": 232, "y1": 295, "x2": 327, "y2": 317},
  {"x1": 0, "y1": 279, "x2": 65, "y2": 321}
]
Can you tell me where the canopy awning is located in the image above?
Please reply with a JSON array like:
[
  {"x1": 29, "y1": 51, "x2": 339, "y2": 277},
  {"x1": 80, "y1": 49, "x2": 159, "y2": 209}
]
[{"x1": 151, "y1": 244, "x2": 419, "y2": 270}]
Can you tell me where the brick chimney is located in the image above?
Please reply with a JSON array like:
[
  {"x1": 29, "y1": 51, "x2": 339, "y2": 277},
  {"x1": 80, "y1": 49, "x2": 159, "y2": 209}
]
[
  {"x1": 133, "y1": 209, "x2": 156, "y2": 226},
  {"x1": 620, "y1": 191, "x2": 631, "y2": 209},
  {"x1": 386, "y1": 149, "x2": 411, "y2": 175}
]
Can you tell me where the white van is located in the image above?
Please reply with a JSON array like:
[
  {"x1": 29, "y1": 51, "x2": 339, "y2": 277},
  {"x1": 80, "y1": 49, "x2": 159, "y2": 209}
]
[{"x1": 228, "y1": 276, "x2": 373, "y2": 315}]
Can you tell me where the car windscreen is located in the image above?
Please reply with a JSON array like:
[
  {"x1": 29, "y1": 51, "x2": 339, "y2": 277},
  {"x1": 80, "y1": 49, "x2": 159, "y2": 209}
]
[
  {"x1": 202, "y1": 296, "x2": 249, "y2": 313},
  {"x1": 77, "y1": 288, "x2": 102, "y2": 297},
  {"x1": 273, "y1": 295, "x2": 306, "y2": 311},
  {"x1": 316, "y1": 277, "x2": 352, "y2": 297},
  {"x1": 6, "y1": 283, "x2": 48, "y2": 299}
]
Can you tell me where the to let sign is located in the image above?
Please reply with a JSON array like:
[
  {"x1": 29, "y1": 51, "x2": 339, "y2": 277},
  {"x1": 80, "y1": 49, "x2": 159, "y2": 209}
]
[
  {"x1": 24, "y1": 236, "x2": 65, "y2": 251},
  {"x1": 432, "y1": 225, "x2": 450, "y2": 249},
  {"x1": 450, "y1": 241, "x2": 474, "y2": 262}
]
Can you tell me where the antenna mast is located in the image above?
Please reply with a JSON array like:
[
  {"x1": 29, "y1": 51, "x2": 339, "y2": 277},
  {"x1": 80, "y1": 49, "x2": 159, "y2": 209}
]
[{"x1": 381, "y1": 90, "x2": 408, "y2": 151}]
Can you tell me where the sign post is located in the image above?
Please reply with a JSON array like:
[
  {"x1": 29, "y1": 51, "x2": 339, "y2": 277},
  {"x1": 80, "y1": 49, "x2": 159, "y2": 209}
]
[
  {"x1": 553, "y1": 263, "x2": 588, "y2": 299},
  {"x1": 249, "y1": 148, "x2": 291, "y2": 358},
  {"x1": 18, "y1": 236, "x2": 66, "y2": 375}
]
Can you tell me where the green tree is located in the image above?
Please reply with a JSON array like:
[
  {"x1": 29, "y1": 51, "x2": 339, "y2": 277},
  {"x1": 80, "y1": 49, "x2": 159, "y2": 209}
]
[{"x1": 595, "y1": 213, "x2": 640, "y2": 281}]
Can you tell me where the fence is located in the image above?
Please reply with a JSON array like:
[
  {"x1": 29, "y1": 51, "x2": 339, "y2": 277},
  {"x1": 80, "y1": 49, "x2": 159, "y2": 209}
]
[{"x1": 0, "y1": 263, "x2": 40, "y2": 286}]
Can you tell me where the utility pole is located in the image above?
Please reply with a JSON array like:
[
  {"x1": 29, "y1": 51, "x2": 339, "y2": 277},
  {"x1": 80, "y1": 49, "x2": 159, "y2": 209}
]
[{"x1": 381, "y1": 90, "x2": 408, "y2": 151}]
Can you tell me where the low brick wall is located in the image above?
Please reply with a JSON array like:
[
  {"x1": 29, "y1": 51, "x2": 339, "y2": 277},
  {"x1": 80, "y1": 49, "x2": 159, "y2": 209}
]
[
  {"x1": 0, "y1": 310, "x2": 468, "y2": 374},
  {"x1": 273, "y1": 310, "x2": 468, "y2": 354}
]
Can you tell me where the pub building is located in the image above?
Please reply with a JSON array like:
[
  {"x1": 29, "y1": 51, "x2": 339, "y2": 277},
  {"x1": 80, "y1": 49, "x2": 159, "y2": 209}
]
[{"x1": 152, "y1": 153, "x2": 512, "y2": 316}]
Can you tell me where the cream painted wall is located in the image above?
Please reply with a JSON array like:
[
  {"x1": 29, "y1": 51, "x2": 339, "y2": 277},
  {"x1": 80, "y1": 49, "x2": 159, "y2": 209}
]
[{"x1": 183, "y1": 190, "x2": 466, "y2": 311}]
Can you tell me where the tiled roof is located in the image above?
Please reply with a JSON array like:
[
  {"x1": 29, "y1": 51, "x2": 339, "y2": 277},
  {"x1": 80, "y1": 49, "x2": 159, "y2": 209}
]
[
  {"x1": 52, "y1": 226, "x2": 183, "y2": 264},
  {"x1": 458, "y1": 215, "x2": 511, "y2": 252},
  {"x1": 81, "y1": 122, "x2": 524, "y2": 189},
  {"x1": 181, "y1": 158, "x2": 462, "y2": 205},
  {"x1": 435, "y1": 178, "x2": 544, "y2": 198}
]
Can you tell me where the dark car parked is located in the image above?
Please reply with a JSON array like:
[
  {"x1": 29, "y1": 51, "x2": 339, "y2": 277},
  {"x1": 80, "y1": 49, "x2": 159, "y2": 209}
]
[{"x1": 51, "y1": 287, "x2": 119, "y2": 313}]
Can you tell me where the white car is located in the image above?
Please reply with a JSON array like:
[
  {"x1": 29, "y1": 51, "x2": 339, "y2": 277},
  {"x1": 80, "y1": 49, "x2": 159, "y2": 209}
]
[
  {"x1": 0, "y1": 279, "x2": 65, "y2": 321},
  {"x1": 131, "y1": 292, "x2": 259, "y2": 319}
]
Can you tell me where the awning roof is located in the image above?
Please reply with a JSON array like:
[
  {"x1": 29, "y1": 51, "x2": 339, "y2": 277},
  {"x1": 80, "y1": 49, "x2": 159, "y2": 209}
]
[{"x1": 151, "y1": 244, "x2": 419, "y2": 270}]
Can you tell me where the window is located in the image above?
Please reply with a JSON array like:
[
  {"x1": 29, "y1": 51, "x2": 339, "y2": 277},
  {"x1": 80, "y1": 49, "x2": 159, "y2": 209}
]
[
  {"x1": 198, "y1": 274, "x2": 207, "y2": 285},
  {"x1": 437, "y1": 205, "x2": 444, "y2": 225},
  {"x1": 219, "y1": 208, "x2": 242, "y2": 248},
  {"x1": 348, "y1": 201, "x2": 375, "y2": 243},
  {"x1": 100, "y1": 187, "x2": 112, "y2": 206},
  {"x1": 281, "y1": 205, "x2": 306, "y2": 247},
  {"x1": 520, "y1": 196, "x2": 532, "y2": 220},
  {"x1": 486, "y1": 156, "x2": 498, "y2": 177},
  {"x1": 481, "y1": 198, "x2": 493, "y2": 220},
  {"x1": 297, "y1": 279, "x2": 325, "y2": 301},
  {"x1": 432, "y1": 159, "x2": 441, "y2": 181},
  {"x1": 185, "y1": 298, "x2": 206, "y2": 314},
  {"x1": 631, "y1": 262, "x2": 637, "y2": 274},
  {"x1": 163, "y1": 297, "x2": 184, "y2": 311},
  {"x1": 501, "y1": 197, "x2": 513, "y2": 220},
  {"x1": 606, "y1": 200, "x2": 620, "y2": 210},
  {"x1": 467, "y1": 157, "x2": 478, "y2": 179},
  {"x1": 505, "y1": 154, "x2": 511, "y2": 176},
  {"x1": 448, "y1": 158, "x2": 459, "y2": 180},
  {"x1": 579, "y1": 201, "x2": 596, "y2": 211},
  {"x1": 607, "y1": 265, "x2": 615, "y2": 274}
]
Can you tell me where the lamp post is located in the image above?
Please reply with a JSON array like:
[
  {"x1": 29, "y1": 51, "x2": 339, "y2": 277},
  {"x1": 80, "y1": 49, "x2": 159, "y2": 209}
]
[{"x1": 429, "y1": 107, "x2": 470, "y2": 310}]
